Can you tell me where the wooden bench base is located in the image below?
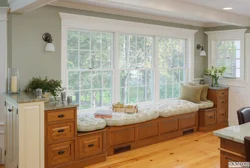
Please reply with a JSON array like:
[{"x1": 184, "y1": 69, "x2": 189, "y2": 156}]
[{"x1": 106, "y1": 112, "x2": 198, "y2": 156}]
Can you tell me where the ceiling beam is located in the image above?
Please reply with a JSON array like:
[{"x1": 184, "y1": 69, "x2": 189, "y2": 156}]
[
  {"x1": 55, "y1": 0, "x2": 250, "y2": 27},
  {"x1": 9, "y1": 0, "x2": 57, "y2": 13}
]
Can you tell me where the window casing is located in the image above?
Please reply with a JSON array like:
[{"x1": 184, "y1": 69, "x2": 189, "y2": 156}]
[{"x1": 61, "y1": 13, "x2": 196, "y2": 111}]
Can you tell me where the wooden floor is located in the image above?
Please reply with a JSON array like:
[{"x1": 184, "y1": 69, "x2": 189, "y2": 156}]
[{"x1": 0, "y1": 132, "x2": 220, "y2": 168}]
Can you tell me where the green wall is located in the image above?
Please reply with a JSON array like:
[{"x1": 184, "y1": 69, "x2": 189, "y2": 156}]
[
  {"x1": 0, "y1": 0, "x2": 8, "y2": 7},
  {"x1": 8, "y1": 5, "x2": 207, "y2": 90}
]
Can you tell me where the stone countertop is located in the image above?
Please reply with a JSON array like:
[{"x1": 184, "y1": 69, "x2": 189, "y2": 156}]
[
  {"x1": 2, "y1": 92, "x2": 47, "y2": 103},
  {"x1": 209, "y1": 86, "x2": 229, "y2": 90},
  {"x1": 213, "y1": 122, "x2": 250, "y2": 144},
  {"x1": 44, "y1": 102, "x2": 78, "y2": 111}
]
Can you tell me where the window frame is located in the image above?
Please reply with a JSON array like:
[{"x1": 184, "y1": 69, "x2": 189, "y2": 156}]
[
  {"x1": 205, "y1": 29, "x2": 247, "y2": 85},
  {"x1": 60, "y1": 13, "x2": 197, "y2": 111}
]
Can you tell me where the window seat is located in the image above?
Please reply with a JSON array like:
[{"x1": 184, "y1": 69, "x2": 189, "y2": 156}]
[{"x1": 77, "y1": 99, "x2": 214, "y2": 132}]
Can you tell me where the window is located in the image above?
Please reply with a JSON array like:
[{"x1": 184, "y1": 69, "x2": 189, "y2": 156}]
[
  {"x1": 61, "y1": 13, "x2": 196, "y2": 110},
  {"x1": 119, "y1": 34, "x2": 154, "y2": 103},
  {"x1": 67, "y1": 30, "x2": 113, "y2": 110},
  {"x1": 158, "y1": 37, "x2": 186, "y2": 99},
  {"x1": 216, "y1": 40, "x2": 240, "y2": 78}
]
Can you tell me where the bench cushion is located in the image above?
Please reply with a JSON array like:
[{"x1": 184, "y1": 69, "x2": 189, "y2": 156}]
[
  {"x1": 158, "y1": 99, "x2": 199, "y2": 117},
  {"x1": 196, "y1": 100, "x2": 214, "y2": 109},
  {"x1": 104, "y1": 103, "x2": 159, "y2": 126},
  {"x1": 77, "y1": 112, "x2": 106, "y2": 132}
]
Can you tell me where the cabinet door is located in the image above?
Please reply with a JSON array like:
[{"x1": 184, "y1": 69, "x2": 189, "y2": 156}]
[{"x1": 4, "y1": 100, "x2": 18, "y2": 168}]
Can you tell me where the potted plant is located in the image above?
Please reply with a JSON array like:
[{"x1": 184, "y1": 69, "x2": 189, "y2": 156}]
[
  {"x1": 25, "y1": 77, "x2": 64, "y2": 102},
  {"x1": 204, "y1": 66, "x2": 226, "y2": 87}
]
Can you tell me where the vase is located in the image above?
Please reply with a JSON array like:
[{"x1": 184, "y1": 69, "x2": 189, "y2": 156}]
[{"x1": 212, "y1": 76, "x2": 219, "y2": 87}]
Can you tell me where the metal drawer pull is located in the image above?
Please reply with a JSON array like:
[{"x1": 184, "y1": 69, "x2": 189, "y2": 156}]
[
  {"x1": 8, "y1": 109, "x2": 12, "y2": 112},
  {"x1": 221, "y1": 92, "x2": 225, "y2": 95},
  {"x1": 58, "y1": 150, "x2": 65, "y2": 155},
  {"x1": 88, "y1": 144, "x2": 94, "y2": 147},
  {"x1": 221, "y1": 113, "x2": 225, "y2": 116},
  {"x1": 210, "y1": 116, "x2": 213, "y2": 119},
  {"x1": 58, "y1": 114, "x2": 65, "y2": 118},
  {"x1": 57, "y1": 129, "x2": 65, "y2": 133},
  {"x1": 221, "y1": 101, "x2": 225, "y2": 103}
]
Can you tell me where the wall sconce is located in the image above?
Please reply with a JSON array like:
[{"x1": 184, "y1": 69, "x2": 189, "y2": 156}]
[
  {"x1": 42, "y1": 33, "x2": 55, "y2": 52},
  {"x1": 196, "y1": 44, "x2": 206, "y2": 56}
]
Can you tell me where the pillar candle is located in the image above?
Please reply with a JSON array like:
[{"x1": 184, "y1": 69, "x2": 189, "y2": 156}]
[{"x1": 11, "y1": 76, "x2": 18, "y2": 93}]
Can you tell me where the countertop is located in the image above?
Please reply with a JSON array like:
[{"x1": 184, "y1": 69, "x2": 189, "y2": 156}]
[
  {"x1": 213, "y1": 122, "x2": 250, "y2": 144},
  {"x1": 209, "y1": 86, "x2": 229, "y2": 90},
  {"x1": 3, "y1": 92, "x2": 78, "y2": 111},
  {"x1": 3, "y1": 92, "x2": 47, "y2": 103}
]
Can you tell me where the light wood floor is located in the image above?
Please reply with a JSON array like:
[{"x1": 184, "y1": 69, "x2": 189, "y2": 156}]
[{"x1": 0, "y1": 132, "x2": 220, "y2": 168}]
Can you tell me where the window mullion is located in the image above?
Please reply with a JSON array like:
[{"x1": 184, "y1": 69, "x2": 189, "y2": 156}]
[
  {"x1": 154, "y1": 36, "x2": 160, "y2": 101},
  {"x1": 114, "y1": 32, "x2": 120, "y2": 103}
]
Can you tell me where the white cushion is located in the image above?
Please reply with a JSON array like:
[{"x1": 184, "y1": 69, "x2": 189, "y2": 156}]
[
  {"x1": 104, "y1": 103, "x2": 159, "y2": 126},
  {"x1": 196, "y1": 100, "x2": 214, "y2": 109},
  {"x1": 77, "y1": 112, "x2": 106, "y2": 132},
  {"x1": 157, "y1": 99, "x2": 199, "y2": 117}
]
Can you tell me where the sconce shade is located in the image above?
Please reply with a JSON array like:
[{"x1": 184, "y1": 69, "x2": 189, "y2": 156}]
[
  {"x1": 200, "y1": 50, "x2": 206, "y2": 56},
  {"x1": 45, "y1": 43, "x2": 55, "y2": 52}
]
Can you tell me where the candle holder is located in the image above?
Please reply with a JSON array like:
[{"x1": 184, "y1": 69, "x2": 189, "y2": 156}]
[{"x1": 8, "y1": 68, "x2": 20, "y2": 94}]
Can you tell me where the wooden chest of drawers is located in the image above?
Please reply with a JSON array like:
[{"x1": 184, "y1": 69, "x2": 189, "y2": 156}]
[
  {"x1": 45, "y1": 107, "x2": 107, "y2": 168},
  {"x1": 198, "y1": 87, "x2": 229, "y2": 132}
]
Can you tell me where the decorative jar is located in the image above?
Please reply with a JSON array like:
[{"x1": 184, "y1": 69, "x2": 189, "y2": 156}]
[{"x1": 8, "y1": 68, "x2": 20, "y2": 94}]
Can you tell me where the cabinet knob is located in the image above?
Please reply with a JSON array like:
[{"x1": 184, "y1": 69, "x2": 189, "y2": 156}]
[
  {"x1": 88, "y1": 144, "x2": 94, "y2": 147},
  {"x1": 221, "y1": 92, "x2": 225, "y2": 95},
  {"x1": 210, "y1": 116, "x2": 213, "y2": 119},
  {"x1": 58, "y1": 150, "x2": 65, "y2": 155},
  {"x1": 58, "y1": 114, "x2": 65, "y2": 118},
  {"x1": 57, "y1": 129, "x2": 65, "y2": 133},
  {"x1": 8, "y1": 109, "x2": 12, "y2": 112},
  {"x1": 221, "y1": 113, "x2": 225, "y2": 116}
]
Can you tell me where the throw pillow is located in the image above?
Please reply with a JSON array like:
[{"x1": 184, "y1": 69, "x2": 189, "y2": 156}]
[
  {"x1": 180, "y1": 84, "x2": 202, "y2": 103},
  {"x1": 188, "y1": 83, "x2": 209, "y2": 101}
]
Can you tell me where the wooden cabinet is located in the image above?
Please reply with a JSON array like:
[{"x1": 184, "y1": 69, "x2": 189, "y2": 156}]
[
  {"x1": 45, "y1": 108, "x2": 77, "y2": 168},
  {"x1": 199, "y1": 87, "x2": 229, "y2": 132}
]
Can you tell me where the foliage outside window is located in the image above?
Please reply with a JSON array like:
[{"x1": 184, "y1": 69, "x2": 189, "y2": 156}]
[
  {"x1": 67, "y1": 30, "x2": 113, "y2": 109},
  {"x1": 216, "y1": 40, "x2": 241, "y2": 78},
  {"x1": 158, "y1": 37, "x2": 186, "y2": 99},
  {"x1": 119, "y1": 34, "x2": 154, "y2": 104}
]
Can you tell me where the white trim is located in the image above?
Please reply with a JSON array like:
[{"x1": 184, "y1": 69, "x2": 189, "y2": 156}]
[
  {"x1": 60, "y1": 13, "x2": 197, "y2": 108},
  {"x1": 205, "y1": 29, "x2": 247, "y2": 86}
]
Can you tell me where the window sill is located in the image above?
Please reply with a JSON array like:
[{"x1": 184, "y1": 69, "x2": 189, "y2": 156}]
[{"x1": 218, "y1": 78, "x2": 248, "y2": 88}]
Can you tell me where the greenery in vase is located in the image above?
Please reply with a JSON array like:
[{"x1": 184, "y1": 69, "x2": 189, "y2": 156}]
[
  {"x1": 25, "y1": 77, "x2": 64, "y2": 100},
  {"x1": 204, "y1": 66, "x2": 227, "y2": 78}
]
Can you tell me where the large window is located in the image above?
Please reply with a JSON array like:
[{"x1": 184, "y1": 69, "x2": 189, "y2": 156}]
[
  {"x1": 158, "y1": 37, "x2": 186, "y2": 99},
  {"x1": 119, "y1": 34, "x2": 154, "y2": 103},
  {"x1": 216, "y1": 40, "x2": 240, "y2": 78},
  {"x1": 62, "y1": 13, "x2": 196, "y2": 110},
  {"x1": 67, "y1": 30, "x2": 113, "y2": 110}
]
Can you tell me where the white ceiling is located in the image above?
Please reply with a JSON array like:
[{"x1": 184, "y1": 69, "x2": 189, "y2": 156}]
[
  {"x1": 180, "y1": 0, "x2": 250, "y2": 17},
  {"x1": 49, "y1": 0, "x2": 250, "y2": 27}
]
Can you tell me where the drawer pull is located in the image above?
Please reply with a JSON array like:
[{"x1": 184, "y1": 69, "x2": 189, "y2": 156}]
[
  {"x1": 221, "y1": 113, "x2": 225, "y2": 116},
  {"x1": 58, "y1": 114, "x2": 65, "y2": 118},
  {"x1": 58, "y1": 150, "x2": 65, "y2": 155},
  {"x1": 221, "y1": 101, "x2": 225, "y2": 103},
  {"x1": 57, "y1": 129, "x2": 65, "y2": 133},
  {"x1": 88, "y1": 144, "x2": 94, "y2": 147},
  {"x1": 8, "y1": 109, "x2": 12, "y2": 112},
  {"x1": 210, "y1": 116, "x2": 213, "y2": 119},
  {"x1": 221, "y1": 92, "x2": 225, "y2": 95}
]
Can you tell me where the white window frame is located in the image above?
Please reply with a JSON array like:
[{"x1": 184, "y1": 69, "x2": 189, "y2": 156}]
[
  {"x1": 60, "y1": 13, "x2": 197, "y2": 110},
  {"x1": 205, "y1": 29, "x2": 247, "y2": 86}
]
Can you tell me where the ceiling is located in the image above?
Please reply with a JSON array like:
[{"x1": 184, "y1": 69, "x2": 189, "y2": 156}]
[{"x1": 47, "y1": 0, "x2": 250, "y2": 27}]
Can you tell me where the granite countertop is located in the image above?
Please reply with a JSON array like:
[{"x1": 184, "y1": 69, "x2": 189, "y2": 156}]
[
  {"x1": 213, "y1": 122, "x2": 250, "y2": 144},
  {"x1": 45, "y1": 102, "x2": 78, "y2": 111},
  {"x1": 209, "y1": 86, "x2": 229, "y2": 90},
  {"x1": 2, "y1": 92, "x2": 47, "y2": 103}
]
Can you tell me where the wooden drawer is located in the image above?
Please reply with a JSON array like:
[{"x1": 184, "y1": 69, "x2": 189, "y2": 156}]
[
  {"x1": 48, "y1": 140, "x2": 74, "y2": 167},
  {"x1": 217, "y1": 89, "x2": 228, "y2": 98},
  {"x1": 109, "y1": 127, "x2": 135, "y2": 147},
  {"x1": 137, "y1": 122, "x2": 158, "y2": 140},
  {"x1": 217, "y1": 98, "x2": 228, "y2": 108},
  {"x1": 47, "y1": 122, "x2": 75, "y2": 143},
  {"x1": 217, "y1": 108, "x2": 228, "y2": 122},
  {"x1": 46, "y1": 108, "x2": 76, "y2": 123},
  {"x1": 179, "y1": 113, "x2": 196, "y2": 129},
  {"x1": 76, "y1": 132, "x2": 104, "y2": 160},
  {"x1": 205, "y1": 111, "x2": 216, "y2": 126},
  {"x1": 159, "y1": 117, "x2": 179, "y2": 135}
]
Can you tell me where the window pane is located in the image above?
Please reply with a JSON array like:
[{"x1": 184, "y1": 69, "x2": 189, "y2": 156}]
[
  {"x1": 79, "y1": 51, "x2": 90, "y2": 69},
  {"x1": 103, "y1": 71, "x2": 112, "y2": 88},
  {"x1": 160, "y1": 85, "x2": 166, "y2": 99},
  {"x1": 91, "y1": 51, "x2": 101, "y2": 69},
  {"x1": 91, "y1": 32, "x2": 101, "y2": 50},
  {"x1": 92, "y1": 72, "x2": 102, "y2": 89},
  {"x1": 80, "y1": 91, "x2": 91, "y2": 109},
  {"x1": 120, "y1": 87, "x2": 128, "y2": 104},
  {"x1": 68, "y1": 50, "x2": 78, "y2": 69},
  {"x1": 138, "y1": 86, "x2": 145, "y2": 102},
  {"x1": 80, "y1": 31, "x2": 90, "y2": 50},
  {"x1": 68, "y1": 71, "x2": 79, "y2": 90},
  {"x1": 128, "y1": 87, "x2": 137, "y2": 103},
  {"x1": 103, "y1": 90, "x2": 111, "y2": 106},
  {"x1": 81, "y1": 72, "x2": 91, "y2": 90},
  {"x1": 68, "y1": 90, "x2": 80, "y2": 105},
  {"x1": 68, "y1": 31, "x2": 78, "y2": 49}
]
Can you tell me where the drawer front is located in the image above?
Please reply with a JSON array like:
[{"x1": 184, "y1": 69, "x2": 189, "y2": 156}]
[
  {"x1": 159, "y1": 117, "x2": 179, "y2": 135},
  {"x1": 48, "y1": 140, "x2": 74, "y2": 167},
  {"x1": 179, "y1": 113, "x2": 196, "y2": 129},
  {"x1": 217, "y1": 90, "x2": 228, "y2": 98},
  {"x1": 217, "y1": 98, "x2": 228, "y2": 108},
  {"x1": 205, "y1": 111, "x2": 216, "y2": 126},
  {"x1": 47, "y1": 122, "x2": 75, "y2": 143},
  {"x1": 137, "y1": 122, "x2": 158, "y2": 140},
  {"x1": 217, "y1": 108, "x2": 228, "y2": 122},
  {"x1": 46, "y1": 108, "x2": 76, "y2": 123},
  {"x1": 76, "y1": 133, "x2": 103, "y2": 159}
]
